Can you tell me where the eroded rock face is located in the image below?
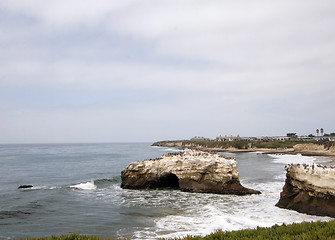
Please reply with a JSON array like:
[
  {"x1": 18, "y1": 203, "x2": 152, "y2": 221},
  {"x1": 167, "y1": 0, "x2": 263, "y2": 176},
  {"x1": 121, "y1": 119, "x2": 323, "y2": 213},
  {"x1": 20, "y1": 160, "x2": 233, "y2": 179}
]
[
  {"x1": 276, "y1": 164, "x2": 335, "y2": 217},
  {"x1": 293, "y1": 143, "x2": 335, "y2": 156},
  {"x1": 121, "y1": 149, "x2": 260, "y2": 195}
]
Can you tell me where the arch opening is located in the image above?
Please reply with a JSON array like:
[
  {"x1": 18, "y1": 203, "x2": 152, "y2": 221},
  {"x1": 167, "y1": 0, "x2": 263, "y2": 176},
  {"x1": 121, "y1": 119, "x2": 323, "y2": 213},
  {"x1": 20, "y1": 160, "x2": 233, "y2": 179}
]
[{"x1": 158, "y1": 173, "x2": 179, "y2": 189}]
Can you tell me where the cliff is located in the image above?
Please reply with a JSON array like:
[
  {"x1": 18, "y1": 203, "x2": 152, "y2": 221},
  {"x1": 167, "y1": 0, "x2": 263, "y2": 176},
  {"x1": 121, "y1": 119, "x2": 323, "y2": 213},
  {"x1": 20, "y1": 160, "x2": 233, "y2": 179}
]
[
  {"x1": 276, "y1": 164, "x2": 335, "y2": 217},
  {"x1": 152, "y1": 140, "x2": 185, "y2": 148},
  {"x1": 152, "y1": 141, "x2": 335, "y2": 156},
  {"x1": 293, "y1": 143, "x2": 335, "y2": 156},
  {"x1": 121, "y1": 149, "x2": 260, "y2": 195}
]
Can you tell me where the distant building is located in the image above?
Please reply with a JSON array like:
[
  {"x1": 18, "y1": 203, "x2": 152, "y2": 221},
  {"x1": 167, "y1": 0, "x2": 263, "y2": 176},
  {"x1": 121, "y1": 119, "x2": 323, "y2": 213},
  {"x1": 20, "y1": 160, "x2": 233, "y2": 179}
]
[
  {"x1": 316, "y1": 136, "x2": 335, "y2": 142},
  {"x1": 256, "y1": 136, "x2": 271, "y2": 141},
  {"x1": 272, "y1": 136, "x2": 290, "y2": 141},
  {"x1": 299, "y1": 136, "x2": 315, "y2": 141},
  {"x1": 209, "y1": 131, "x2": 335, "y2": 143}
]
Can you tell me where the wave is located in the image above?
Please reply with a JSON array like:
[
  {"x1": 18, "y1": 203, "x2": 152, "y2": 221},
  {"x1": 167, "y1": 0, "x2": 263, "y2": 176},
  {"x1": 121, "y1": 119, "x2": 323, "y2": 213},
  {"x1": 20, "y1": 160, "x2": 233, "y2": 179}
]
[
  {"x1": 94, "y1": 176, "x2": 121, "y2": 185},
  {"x1": 70, "y1": 181, "x2": 97, "y2": 190},
  {"x1": 18, "y1": 177, "x2": 121, "y2": 192},
  {"x1": 163, "y1": 148, "x2": 183, "y2": 152},
  {"x1": 119, "y1": 176, "x2": 332, "y2": 239},
  {"x1": 268, "y1": 153, "x2": 316, "y2": 165},
  {"x1": 149, "y1": 184, "x2": 331, "y2": 239},
  {"x1": 151, "y1": 146, "x2": 182, "y2": 152}
]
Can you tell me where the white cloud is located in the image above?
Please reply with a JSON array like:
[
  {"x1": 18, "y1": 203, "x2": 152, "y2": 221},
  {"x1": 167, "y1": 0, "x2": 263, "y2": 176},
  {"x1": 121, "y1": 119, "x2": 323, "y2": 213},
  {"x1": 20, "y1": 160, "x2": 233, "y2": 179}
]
[
  {"x1": 103, "y1": 0, "x2": 335, "y2": 67},
  {"x1": 0, "y1": 0, "x2": 131, "y2": 29},
  {"x1": 0, "y1": 0, "x2": 335, "y2": 142}
]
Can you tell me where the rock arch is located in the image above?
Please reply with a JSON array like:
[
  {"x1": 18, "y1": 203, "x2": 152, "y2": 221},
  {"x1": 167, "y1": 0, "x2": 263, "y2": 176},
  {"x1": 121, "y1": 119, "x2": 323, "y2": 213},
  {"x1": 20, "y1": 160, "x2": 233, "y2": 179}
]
[
  {"x1": 121, "y1": 149, "x2": 260, "y2": 195},
  {"x1": 157, "y1": 173, "x2": 179, "y2": 188}
]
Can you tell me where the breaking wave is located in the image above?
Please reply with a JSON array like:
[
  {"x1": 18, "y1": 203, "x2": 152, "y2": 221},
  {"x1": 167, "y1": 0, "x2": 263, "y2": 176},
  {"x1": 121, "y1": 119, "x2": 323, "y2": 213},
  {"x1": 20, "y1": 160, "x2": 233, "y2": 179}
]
[
  {"x1": 268, "y1": 153, "x2": 316, "y2": 165},
  {"x1": 18, "y1": 177, "x2": 120, "y2": 192},
  {"x1": 70, "y1": 181, "x2": 97, "y2": 190},
  {"x1": 130, "y1": 179, "x2": 331, "y2": 239}
]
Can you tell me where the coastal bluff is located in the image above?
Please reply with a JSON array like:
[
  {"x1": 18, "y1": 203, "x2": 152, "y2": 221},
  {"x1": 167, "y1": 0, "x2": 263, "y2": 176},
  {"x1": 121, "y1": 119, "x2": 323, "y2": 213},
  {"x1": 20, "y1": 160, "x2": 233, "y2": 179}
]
[
  {"x1": 152, "y1": 141, "x2": 335, "y2": 156},
  {"x1": 121, "y1": 149, "x2": 260, "y2": 195},
  {"x1": 276, "y1": 164, "x2": 335, "y2": 217}
]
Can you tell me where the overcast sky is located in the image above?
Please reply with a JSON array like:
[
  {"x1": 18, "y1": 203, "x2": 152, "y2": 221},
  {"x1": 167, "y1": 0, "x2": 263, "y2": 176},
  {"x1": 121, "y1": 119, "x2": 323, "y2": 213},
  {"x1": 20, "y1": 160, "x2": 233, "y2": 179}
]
[{"x1": 1, "y1": 1, "x2": 334, "y2": 143}]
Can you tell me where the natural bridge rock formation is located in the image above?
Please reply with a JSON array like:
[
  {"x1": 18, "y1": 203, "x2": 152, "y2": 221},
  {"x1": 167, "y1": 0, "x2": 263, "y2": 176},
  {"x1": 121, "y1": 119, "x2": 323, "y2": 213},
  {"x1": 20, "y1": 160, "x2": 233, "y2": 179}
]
[
  {"x1": 121, "y1": 149, "x2": 260, "y2": 195},
  {"x1": 276, "y1": 164, "x2": 335, "y2": 217}
]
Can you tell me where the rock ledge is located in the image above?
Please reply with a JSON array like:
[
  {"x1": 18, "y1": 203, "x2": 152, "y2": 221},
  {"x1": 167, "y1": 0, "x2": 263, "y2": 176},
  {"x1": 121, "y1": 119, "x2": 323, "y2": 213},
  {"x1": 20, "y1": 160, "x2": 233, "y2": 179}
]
[
  {"x1": 121, "y1": 149, "x2": 260, "y2": 195},
  {"x1": 276, "y1": 164, "x2": 335, "y2": 217}
]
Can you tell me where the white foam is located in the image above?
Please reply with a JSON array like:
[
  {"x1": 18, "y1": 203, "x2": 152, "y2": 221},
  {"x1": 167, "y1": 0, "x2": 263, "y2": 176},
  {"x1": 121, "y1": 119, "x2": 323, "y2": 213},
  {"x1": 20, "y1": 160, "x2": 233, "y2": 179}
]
[
  {"x1": 70, "y1": 181, "x2": 97, "y2": 190},
  {"x1": 151, "y1": 190, "x2": 331, "y2": 239},
  {"x1": 124, "y1": 178, "x2": 332, "y2": 239},
  {"x1": 151, "y1": 146, "x2": 181, "y2": 152},
  {"x1": 314, "y1": 156, "x2": 335, "y2": 165},
  {"x1": 27, "y1": 185, "x2": 61, "y2": 190},
  {"x1": 268, "y1": 153, "x2": 316, "y2": 165},
  {"x1": 163, "y1": 148, "x2": 182, "y2": 152}
]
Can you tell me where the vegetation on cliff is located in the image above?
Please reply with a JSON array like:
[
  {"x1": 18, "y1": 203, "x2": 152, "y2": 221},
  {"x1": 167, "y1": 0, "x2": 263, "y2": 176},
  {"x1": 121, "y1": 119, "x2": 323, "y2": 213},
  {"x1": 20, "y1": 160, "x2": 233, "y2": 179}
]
[
  {"x1": 198, "y1": 140, "x2": 305, "y2": 149},
  {"x1": 153, "y1": 140, "x2": 335, "y2": 152},
  {"x1": 318, "y1": 141, "x2": 335, "y2": 150},
  {"x1": 153, "y1": 140, "x2": 303, "y2": 150},
  {"x1": 20, "y1": 220, "x2": 335, "y2": 240}
]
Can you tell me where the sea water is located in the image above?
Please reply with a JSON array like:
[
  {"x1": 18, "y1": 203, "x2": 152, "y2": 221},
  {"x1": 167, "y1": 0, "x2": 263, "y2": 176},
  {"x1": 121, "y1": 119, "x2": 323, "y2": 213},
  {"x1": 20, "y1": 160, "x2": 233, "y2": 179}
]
[{"x1": 0, "y1": 143, "x2": 333, "y2": 239}]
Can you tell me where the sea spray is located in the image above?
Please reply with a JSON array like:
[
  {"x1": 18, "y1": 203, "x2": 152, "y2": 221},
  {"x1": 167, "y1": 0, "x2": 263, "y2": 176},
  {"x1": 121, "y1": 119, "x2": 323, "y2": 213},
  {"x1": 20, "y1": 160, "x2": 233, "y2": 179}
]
[
  {"x1": 70, "y1": 181, "x2": 97, "y2": 190},
  {"x1": 268, "y1": 153, "x2": 316, "y2": 165}
]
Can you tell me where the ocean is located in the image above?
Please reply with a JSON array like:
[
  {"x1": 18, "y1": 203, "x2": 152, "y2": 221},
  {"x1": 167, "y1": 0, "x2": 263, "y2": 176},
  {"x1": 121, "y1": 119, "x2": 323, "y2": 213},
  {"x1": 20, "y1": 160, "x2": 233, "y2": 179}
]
[{"x1": 0, "y1": 143, "x2": 333, "y2": 239}]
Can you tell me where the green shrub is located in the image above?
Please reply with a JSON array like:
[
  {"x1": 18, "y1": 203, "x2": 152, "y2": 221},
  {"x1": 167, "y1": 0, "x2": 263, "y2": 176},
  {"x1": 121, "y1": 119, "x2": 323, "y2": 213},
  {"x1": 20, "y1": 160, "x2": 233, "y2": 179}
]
[
  {"x1": 253, "y1": 141, "x2": 299, "y2": 149},
  {"x1": 21, "y1": 221, "x2": 335, "y2": 240},
  {"x1": 182, "y1": 140, "x2": 303, "y2": 150},
  {"x1": 162, "y1": 220, "x2": 335, "y2": 240},
  {"x1": 20, "y1": 234, "x2": 121, "y2": 240},
  {"x1": 318, "y1": 141, "x2": 335, "y2": 150}
]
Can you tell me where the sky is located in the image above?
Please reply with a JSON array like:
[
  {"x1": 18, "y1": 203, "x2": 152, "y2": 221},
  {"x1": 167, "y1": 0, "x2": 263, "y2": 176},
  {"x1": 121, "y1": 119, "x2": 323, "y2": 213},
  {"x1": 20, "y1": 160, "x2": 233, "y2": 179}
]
[{"x1": 0, "y1": 0, "x2": 335, "y2": 143}]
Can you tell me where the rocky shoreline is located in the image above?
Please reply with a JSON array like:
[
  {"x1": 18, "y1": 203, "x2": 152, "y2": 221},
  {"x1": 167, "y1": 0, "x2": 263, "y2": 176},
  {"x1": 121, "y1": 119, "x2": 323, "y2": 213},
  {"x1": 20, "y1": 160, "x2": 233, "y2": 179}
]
[
  {"x1": 152, "y1": 140, "x2": 335, "y2": 218},
  {"x1": 152, "y1": 141, "x2": 335, "y2": 158}
]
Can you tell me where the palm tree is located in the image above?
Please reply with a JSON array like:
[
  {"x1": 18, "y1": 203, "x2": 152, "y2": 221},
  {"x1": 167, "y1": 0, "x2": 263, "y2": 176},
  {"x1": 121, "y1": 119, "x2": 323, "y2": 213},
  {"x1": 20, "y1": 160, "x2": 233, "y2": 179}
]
[
  {"x1": 320, "y1": 128, "x2": 324, "y2": 136},
  {"x1": 316, "y1": 129, "x2": 319, "y2": 136}
]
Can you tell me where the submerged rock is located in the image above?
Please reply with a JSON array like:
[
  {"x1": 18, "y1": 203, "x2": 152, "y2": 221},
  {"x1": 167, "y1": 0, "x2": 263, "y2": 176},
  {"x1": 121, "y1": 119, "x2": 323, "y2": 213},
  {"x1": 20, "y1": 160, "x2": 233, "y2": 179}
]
[
  {"x1": 276, "y1": 164, "x2": 335, "y2": 217},
  {"x1": 121, "y1": 149, "x2": 260, "y2": 195},
  {"x1": 18, "y1": 185, "x2": 33, "y2": 189}
]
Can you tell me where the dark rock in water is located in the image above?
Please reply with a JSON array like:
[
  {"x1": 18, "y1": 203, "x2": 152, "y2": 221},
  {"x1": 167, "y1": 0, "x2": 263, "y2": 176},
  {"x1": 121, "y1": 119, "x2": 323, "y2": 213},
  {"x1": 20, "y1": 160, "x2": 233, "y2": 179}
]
[
  {"x1": 121, "y1": 149, "x2": 261, "y2": 195},
  {"x1": 0, "y1": 210, "x2": 31, "y2": 219},
  {"x1": 18, "y1": 185, "x2": 33, "y2": 189},
  {"x1": 276, "y1": 164, "x2": 335, "y2": 217}
]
